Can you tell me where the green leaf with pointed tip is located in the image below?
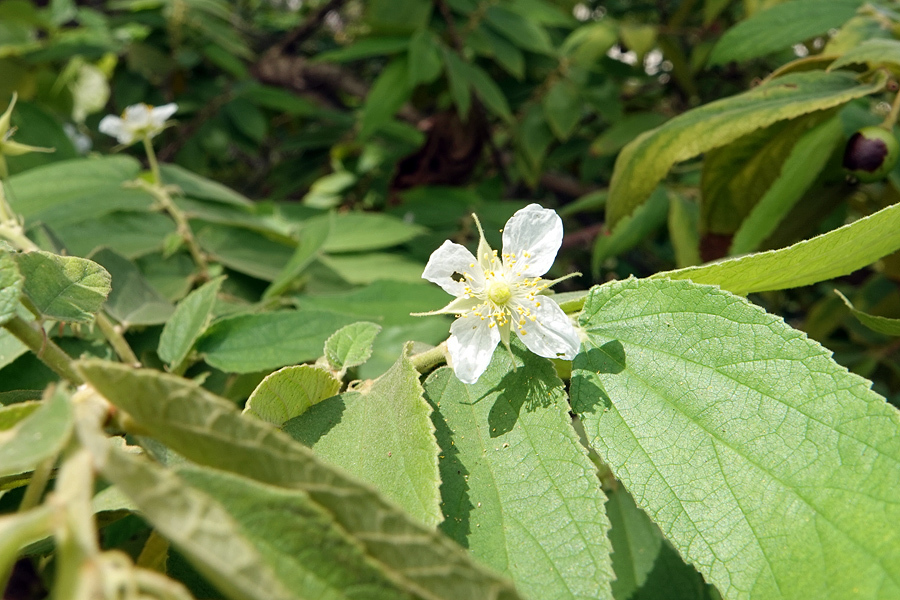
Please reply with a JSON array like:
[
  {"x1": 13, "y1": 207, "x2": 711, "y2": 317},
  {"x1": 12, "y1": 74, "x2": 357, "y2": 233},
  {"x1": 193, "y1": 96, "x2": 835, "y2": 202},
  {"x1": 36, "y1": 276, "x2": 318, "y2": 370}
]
[
  {"x1": 176, "y1": 464, "x2": 419, "y2": 600},
  {"x1": 708, "y1": 0, "x2": 863, "y2": 66},
  {"x1": 158, "y1": 276, "x2": 224, "y2": 367},
  {"x1": 14, "y1": 251, "x2": 110, "y2": 323},
  {"x1": 160, "y1": 163, "x2": 253, "y2": 207},
  {"x1": 82, "y1": 437, "x2": 295, "y2": 600},
  {"x1": 286, "y1": 352, "x2": 442, "y2": 527},
  {"x1": 829, "y1": 38, "x2": 900, "y2": 73},
  {"x1": 91, "y1": 248, "x2": 174, "y2": 327},
  {"x1": 312, "y1": 212, "x2": 427, "y2": 253},
  {"x1": 0, "y1": 386, "x2": 72, "y2": 477},
  {"x1": 835, "y1": 290, "x2": 900, "y2": 336},
  {"x1": 324, "y1": 321, "x2": 381, "y2": 370},
  {"x1": 606, "y1": 486, "x2": 663, "y2": 600},
  {"x1": 243, "y1": 365, "x2": 340, "y2": 426},
  {"x1": 655, "y1": 200, "x2": 900, "y2": 295},
  {"x1": 76, "y1": 360, "x2": 523, "y2": 600},
  {"x1": 197, "y1": 310, "x2": 358, "y2": 373},
  {"x1": 424, "y1": 345, "x2": 614, "y2": 600},
  {"x1": 607, "y1": 71, "x2": 885, "y2": 228},
  {"x1": 574, "y1": 277, "x2": 900, "y2": 600},
  {"x1": 0, "y1": 250, "x2": 22, "y2": 326}
]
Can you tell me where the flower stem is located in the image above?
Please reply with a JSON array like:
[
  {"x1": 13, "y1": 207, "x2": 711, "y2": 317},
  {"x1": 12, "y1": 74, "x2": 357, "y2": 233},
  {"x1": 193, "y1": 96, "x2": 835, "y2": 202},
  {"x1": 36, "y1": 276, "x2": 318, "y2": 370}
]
[
  {"x1": 142, "y1": 136, "x2": 162, "y2": 187},
  {"x1": 95, "y1": 312, "x2": 140, "y2": 366},
  {"x1": 139, "y1": 179, "x2": 209, "y2": 281},
  {"x1": 409, "y1": 342, "x2": 448, "y2": 373},
  {"x1": 3, "y1": 315, "x2": 83, "y2": 384}
]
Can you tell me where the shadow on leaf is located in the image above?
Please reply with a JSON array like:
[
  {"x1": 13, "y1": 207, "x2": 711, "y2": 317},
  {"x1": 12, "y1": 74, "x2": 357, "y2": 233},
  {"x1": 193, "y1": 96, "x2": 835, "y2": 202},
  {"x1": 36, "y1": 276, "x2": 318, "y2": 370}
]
[{"x1": 571, "y1": 340, "x2": 626, "y2": 414}]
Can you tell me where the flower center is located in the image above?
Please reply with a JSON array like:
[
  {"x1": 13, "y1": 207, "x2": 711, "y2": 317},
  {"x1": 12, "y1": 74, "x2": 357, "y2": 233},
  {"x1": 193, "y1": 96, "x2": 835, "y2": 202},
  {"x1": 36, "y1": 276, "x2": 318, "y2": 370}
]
[{"x1": 487, "y1": 280, "x2": 512, "y2": 305}]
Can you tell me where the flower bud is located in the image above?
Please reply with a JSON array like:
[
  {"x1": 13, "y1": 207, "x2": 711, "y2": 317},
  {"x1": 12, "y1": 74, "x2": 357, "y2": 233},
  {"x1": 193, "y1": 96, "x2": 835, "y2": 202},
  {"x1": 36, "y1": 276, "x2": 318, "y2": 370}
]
[{"x1": 843, "y1": 126, "x2": 900, "y2": 183}]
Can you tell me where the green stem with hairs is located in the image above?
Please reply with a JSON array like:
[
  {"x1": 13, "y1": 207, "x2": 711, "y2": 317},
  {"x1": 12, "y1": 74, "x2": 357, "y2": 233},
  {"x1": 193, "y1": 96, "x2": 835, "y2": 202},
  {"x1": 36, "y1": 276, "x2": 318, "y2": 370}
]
[
  {"x1": 95, "y1": 312, "x2": 140, "y2": 366},
  {"x1": 409, "y1": 342, "x2": 448, "y2": 373},
  {"x1": 3, "y1": 315, "x2": 83, "y2": 384}
]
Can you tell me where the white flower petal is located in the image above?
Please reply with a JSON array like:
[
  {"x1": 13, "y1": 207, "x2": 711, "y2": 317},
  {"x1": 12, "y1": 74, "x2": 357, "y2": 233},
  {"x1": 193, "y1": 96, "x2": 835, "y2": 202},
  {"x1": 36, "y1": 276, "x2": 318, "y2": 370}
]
[
  {"x1": 98, "y1": 115, "x2": 133, "y2": 145},
  {"x1": 501, "y1": 203, "x2": 563, "y2": 277},
  {"x1": 122, "y1": 104, "x2": 154, "y2": 129},
  {"x1": 422, "y1": 240, "x2": 484, "y2": 296},
  {"x1": 150, "y1": 103, "x2": 178, "y2": 126},
  {"x1": 515, "y1": 297, "x2": 581, "y2": 360},
  {"x1": 448, "y1": 309, "x2": 501, "y2": 384}
]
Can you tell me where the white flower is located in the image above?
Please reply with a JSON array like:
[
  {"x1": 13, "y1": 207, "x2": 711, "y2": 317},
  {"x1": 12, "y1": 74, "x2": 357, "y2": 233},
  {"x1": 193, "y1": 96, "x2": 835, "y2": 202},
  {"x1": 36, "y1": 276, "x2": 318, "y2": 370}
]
[
  {"x1": 418, "y1": 204, "x2": 581, "y2": 384},
  {"x1": 98, "y1": 102, "x2": 177, "y2": 145}
]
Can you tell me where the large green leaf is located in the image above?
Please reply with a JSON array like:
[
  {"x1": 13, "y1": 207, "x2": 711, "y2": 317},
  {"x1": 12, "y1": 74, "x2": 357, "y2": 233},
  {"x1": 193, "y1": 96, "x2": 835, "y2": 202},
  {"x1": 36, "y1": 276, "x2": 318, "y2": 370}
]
[
  {"x1": 286, "y1": 352, "x2": 442, "y2": 527},
  {"x1": 829, "y1": 38, "x2": 900, "y2": 73},
  {"x1": 53, "y1": 212, "x2": 176, "y2": 259},
  {"x1": 655, "y1": 200, "x2": 900, "y2": 295},
  {"x1": 574, "y1": 278, "x2": 900, "y2": 600},
  {"x1": 176, "y1": 465, "x2": 419, "y2": 600},
  {"x1": 158, "y1": 276, "x2": 224, "y2": 367},
  {"x1": 320, "y1": 253, "x2": 425, "y2": 285},
  {"x1": 244, "y1": 365, "x2": 340, "y2": 427},
  {"x1": 197, "y1": 310, "x2": 358, "y2": 373},
  {"x1": 196, "y1": 222, "x2": 293, "y2": 282},
  {"x1": 424, "y1": 346, "x2": 614, "y2": 600},
  {"x1": 607, "y1": 71, "x2": 885, "y2": 228},
  {"x1": 708, "y1": 0, "x2": 863, "y2": 65},
  {"x1": 76, "y1": 360, "x2": 523, "y2": 600},
  {"x1": 0, "y1": 250, "x2": 22, "y2": 326},
  {"x1": 312, "y1": 212, "x2": 427, "y2": 253},
  {"x1": 0, "y1": 386, "x2": 72, "y2": 477},
  {"x1": 14, "y1": 251, "x2": 110, "y2": 323},
  {"x1": 729, "y1": 116, "x2": 843, "y2": 253},
  {"x1": 81, "y1": 436, "x2": 295, "y2": 600}
]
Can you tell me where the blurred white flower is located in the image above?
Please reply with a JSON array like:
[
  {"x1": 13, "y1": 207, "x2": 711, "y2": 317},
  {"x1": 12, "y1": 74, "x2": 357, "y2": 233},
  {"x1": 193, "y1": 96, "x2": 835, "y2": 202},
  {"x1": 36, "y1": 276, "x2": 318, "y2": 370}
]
[
  {"x1": 418, "y1": 204, "x2": 581, "y2": 384},
  {"x1": 70, "y1": 63, "x2": 110, "y2": 124},
  {"x1": 98, "y1": 103, "x2": 177, "y2": 145}
]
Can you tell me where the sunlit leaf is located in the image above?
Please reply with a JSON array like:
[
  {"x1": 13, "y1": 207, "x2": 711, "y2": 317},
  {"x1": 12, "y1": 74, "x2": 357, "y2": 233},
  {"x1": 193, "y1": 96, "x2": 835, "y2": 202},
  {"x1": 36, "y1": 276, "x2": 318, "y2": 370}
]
[
  {"x1": 244, "y1": 365, "x2": 340, "y2": 426},
  {"x1": 14, "y1": 251, "x2": 110, "y2": 323}
]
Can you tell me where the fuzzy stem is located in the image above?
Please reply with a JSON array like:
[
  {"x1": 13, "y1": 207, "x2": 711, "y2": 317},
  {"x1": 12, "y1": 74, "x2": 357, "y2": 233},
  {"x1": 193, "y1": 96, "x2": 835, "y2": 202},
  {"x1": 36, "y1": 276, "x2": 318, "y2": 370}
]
[
  {"x1": 409, "y1": 342, "x2": 448, "y2": 373},
  {"x1": 3, "y1": 315, "x2": 83, "y2": 384},
  {"x1": 95, "y1": 312, "x2": 140, "y2": 366},
  {"x1": 142, "y1": 136, "x2": 162, "y2": 186},
  {"x1": 141, "y1": 181, "x2": 209, "y2": 280},
  {"x1": 18, "y1": 456, "x2": 55, "y2": 512}
]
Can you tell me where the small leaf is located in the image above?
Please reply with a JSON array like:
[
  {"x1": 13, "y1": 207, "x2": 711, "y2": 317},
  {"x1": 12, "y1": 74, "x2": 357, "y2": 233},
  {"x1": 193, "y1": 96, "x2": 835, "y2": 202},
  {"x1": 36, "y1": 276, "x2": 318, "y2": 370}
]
[
  {"x1": 575, "y1": 278, "x2": 900, "y2": 600},
  {"x1": 14, "y1": 251, "x2": 110, "y2": 323},
  {"x1": 76, "y1": 360, "x2": 524, "y2": 600},
  {"x1": 196, "y1": 222, "x2": 293, "y2": 281},
  {"x1": 607, "y1": 70, "x2": 885, "y2": 228},
  {"x1": 829, "y1": 38, "x2": 900, "y2": 73},
  {"x1": 425, "y1": 344, "x2": 614, "y2": 600},
  {"x1": 708, "y1": 0, "x2": 863, "y2": 65},
  {"x1": 287, "y1": 351, "x2": 442, "y2": 526},
  {"x1": 197, "y1": 310, "x2": 360, "y2": 373},
  {"x1": 324, "y1": 321, "x2": 382, "y2": 370},
  {"x1": 466, "y1": 63, "x2": 513, "y2": 122},
  {"x1": 606, "y1": 486, "x2": 663, "y2": 599},
  {"x1": 308, "y1": 212, "x2": 426, "y2": 253},
  {"x1": 312, "y1": 36, "x2": 410, "y2": 63},
  {"x1": 408, "y1": 29, "x2": 442, "y2": 86},
  {"x1": 542, "y1": 79, "x2": 581, "y2": 141},
  {"x1": 0, "y1": 386, "x2": 72, "y2": 477},
  {"x1": 730, "y1": 116, "x2": 843, "y2": 254},
  {"x1": 158, "y1": 276, "x2": 224, "y2": 367},
  {"x1": 0, "y1": 249, "x2": 23, "y2": 326},
  {"x1": 656, "y1": 199, "x2": 900, "y2": 295},
  {"x1": 835, "y1": 289, "x2": 900, "y2": 336},
  {"x1": 243, "y1": 365, "x2": 340, "y2": 427},
  {"x1": 91, "y1": 248, "x2": 174, "y2": 327},
  {"x1": 359, "y1": 56, "x2": 413, "y2": 138}
]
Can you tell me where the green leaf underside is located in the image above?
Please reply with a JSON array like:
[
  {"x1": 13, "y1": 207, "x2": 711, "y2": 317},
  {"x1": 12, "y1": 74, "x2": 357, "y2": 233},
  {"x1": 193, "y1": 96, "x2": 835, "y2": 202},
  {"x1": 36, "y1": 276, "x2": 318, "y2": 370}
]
[
  {"x1": 176, "y1": 464, "x2": 420, "y2": 600},
  {"x1": 574, "y1": 278, "x2": 900, "y2": 600},
  {"x1": 708, "y1": 0, "x2": 863, "y2": 65},
  {"x1": 0, "y1": 386, "x2": 72, "y2": 477},
  {"x1": 287, "y1": 352, "x2": 442, "y2": 527},
  {"x1": 835, "y1": 290, "x2": 900, "y2": 336},
  {"x1": 15, "y1": 252, "x2": 111, "y2": 323},
  {"x1": 86, "y1": 439, "x2": 294, "y2": 600},
  {"x1": 730, "y1": 116, "x2": 843, "y2": 253},
  {"x1": 0, "y1": 250, "x2": 23, "y2": 326},
  {"x1": 655, "y1": 199, "x2": 900, "y2": 295},
  {"x1": 424, "y1": 346, "x2": 614, "y2": 600},
  {"x1": 244, "y1": 365, "x2": 340, "y2": 427},
  {"x1": 830, "y1": 38, "x2": 900, "y2": 72},
  {"x1": 325, "y1": 321, "x2": 382, "y2": 369},
  {"x1": 607, "y1": 70, "x2": 885, "y2": 228},
  {"x1": 76, "y1": 360, "x2": 522, "y2": 600},
  {"x1": 158, "y1": 276, "x2": 224, "y2": 366},
  {"x1": 196, "y1": 310, "x2": 359, "y2": 373}
]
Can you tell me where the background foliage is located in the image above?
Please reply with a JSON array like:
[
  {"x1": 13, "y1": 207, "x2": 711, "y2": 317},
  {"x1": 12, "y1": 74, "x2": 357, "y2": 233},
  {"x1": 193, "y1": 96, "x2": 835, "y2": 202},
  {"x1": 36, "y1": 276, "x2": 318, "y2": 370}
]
[{"x1": 2, "y1": 0, "x2": 900, "y2": 599}]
